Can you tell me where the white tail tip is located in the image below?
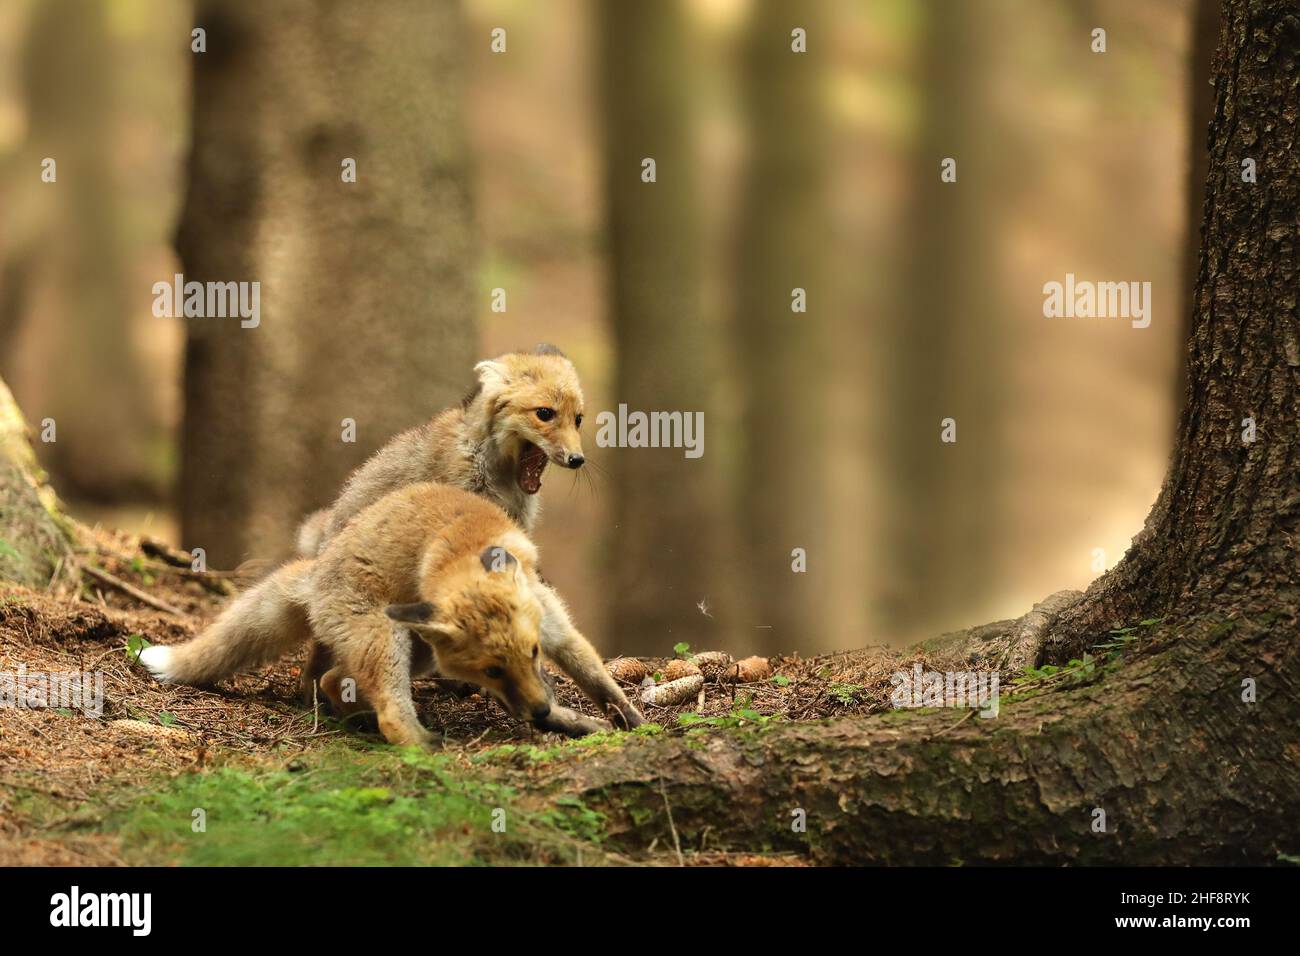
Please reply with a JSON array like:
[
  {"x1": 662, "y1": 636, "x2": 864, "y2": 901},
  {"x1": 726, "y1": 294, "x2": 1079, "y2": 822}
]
[{"x1": 137, "y1": 645, "x2": 175, "y2": 682}]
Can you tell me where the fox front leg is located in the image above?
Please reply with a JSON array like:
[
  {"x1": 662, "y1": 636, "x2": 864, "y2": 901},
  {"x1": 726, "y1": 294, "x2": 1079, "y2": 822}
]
[
  {"x1": 534, "y1": 704, "x2": 613, "y2": 738},
  {"x1": 319, "y1": 614, "x2": 433, "y2": 748},
  {"x1": 535, "y1": 581, "x2": 644, "y2": 729}
]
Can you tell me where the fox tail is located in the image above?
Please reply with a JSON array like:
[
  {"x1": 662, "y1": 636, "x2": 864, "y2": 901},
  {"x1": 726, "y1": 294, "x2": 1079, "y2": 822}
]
[
  {"x1": 139, "y1": 559, "x2": 314, "y2": 686},
  {"x1": 295, "y1": 508, "x2": 331, "y2": 557}
]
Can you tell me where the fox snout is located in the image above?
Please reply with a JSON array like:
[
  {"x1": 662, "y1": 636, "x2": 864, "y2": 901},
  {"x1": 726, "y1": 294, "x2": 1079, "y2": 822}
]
[
  {"x1": 498, "y1": 685, "x2": 552, "y2": 723},
  {"x1": 545, "y1": 432, "x2": 584, "y2": 469}
]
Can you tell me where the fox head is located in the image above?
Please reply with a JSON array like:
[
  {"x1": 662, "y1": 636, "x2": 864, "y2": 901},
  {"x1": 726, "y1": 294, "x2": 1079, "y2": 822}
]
[
  {"x1": 471, "y1": 344, "x2": 586, "y2": 495},
  {"x1": 386, "y1": 546, "x2": 552, "y2": 723}
]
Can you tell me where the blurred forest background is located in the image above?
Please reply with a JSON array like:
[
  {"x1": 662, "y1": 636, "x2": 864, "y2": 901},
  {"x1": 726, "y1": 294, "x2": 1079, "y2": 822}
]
[{"x1": 0, "y1": 0, "x2": 1212, "y2": 656}]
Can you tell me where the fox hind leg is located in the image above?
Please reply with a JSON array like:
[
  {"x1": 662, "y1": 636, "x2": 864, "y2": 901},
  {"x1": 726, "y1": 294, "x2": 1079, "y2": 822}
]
[{"x1": 300, "y1": 639, "x2": 335, "y2": 705}]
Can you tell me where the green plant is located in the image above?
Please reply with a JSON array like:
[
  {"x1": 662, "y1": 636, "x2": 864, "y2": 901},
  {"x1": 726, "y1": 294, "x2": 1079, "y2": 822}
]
[
  {"x1": 678, "y1": 695, "x2": 781, "y2": 731},
  {"x1": 828, "y1": 681, "x2": 862, "y2": 705},
  {"x1": 124, "y1": 633, "x2": 151, "y2": 663},
  {"x1": 1014, "y1": 653, "x2": 1096, "y2": 686}
]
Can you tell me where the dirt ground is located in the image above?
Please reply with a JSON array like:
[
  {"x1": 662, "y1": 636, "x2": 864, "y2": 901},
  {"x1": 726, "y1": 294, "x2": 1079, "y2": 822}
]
[{"x1": 0, "y1": 526, "x2": 986, "y2": 866}]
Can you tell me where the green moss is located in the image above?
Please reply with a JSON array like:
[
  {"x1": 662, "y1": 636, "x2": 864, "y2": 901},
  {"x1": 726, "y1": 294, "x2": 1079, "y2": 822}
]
[
  {"x1": 1208, "y1": 618, "x2": 1238, "y2": 639},
  {"x1": 65, "y1": 739, "x2": 610, "y2": 865},
  {"x1": 538, "y1": 794, "x2": 607, "y2": 844}
]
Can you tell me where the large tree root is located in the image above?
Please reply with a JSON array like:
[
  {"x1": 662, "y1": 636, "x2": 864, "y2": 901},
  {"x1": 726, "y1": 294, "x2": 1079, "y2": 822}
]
[{"x1": 507, "y1": 612, "x2": 1298, "y2": 864}]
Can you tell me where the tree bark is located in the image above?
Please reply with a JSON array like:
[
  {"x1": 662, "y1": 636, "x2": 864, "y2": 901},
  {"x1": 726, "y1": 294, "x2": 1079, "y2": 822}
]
[
  {"x1": 520, "y1": 610, "x2": 1296, "y2": 864},
  {"x1": 0, "y1": 376, "x2": 72, "y2": 588},
  {"x1": 509, "y1": 0, "x2": 1299, "y2": 863},
  {"x1": 1045, "y1": 0, "x2": 1298, "y2": 663},
  {"x1": 177, "y1": 0, "x2": 477, "y2": 568},
  {"x1": 1175, "y1": 0, "x2": 1223, "y2": 415}
]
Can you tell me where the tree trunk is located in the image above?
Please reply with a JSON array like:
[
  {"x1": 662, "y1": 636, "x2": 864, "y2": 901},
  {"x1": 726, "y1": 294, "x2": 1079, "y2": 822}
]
[
  {"x1": 733, "y1": 1, "x2": 833, "y2": 654},
  {"x1": 2, "y1": 0, "x2": 162, "y2": 502},
  {"x1": 1044, "y1": 0, "x2": 1297, "y2": 663},
  {"x1": 599, "y1": 0, "x2": 737, "y2": 654},
  {"x1": 0, "y1": 376, "x2": 72, "y2": 588},
  {"x1": 507, "y1": 0, "x2": 1300, "y2": 862},
  {"x1": 1174, "y1": 0, "x2": 1222, "y2": 414},
  {"x1": 177, "y1": 0, "x2": 476, "y2": 568}
]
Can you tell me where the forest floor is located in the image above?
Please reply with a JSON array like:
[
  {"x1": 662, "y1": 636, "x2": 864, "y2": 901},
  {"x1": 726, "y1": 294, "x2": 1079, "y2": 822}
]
[{"x1": 0, "y1": 527, "x2": 1007, "y2": 866}]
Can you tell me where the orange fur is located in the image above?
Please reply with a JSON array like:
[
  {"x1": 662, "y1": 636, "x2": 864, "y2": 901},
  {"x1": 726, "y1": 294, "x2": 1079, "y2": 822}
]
[{"x1": 142, "y1": 484, "x2": 641, "y2": 745}]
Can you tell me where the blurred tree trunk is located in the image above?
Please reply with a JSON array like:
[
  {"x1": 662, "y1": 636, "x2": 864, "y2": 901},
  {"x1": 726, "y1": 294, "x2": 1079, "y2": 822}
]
[
  {"x1": 177, "y1": 0, "x2": 476, "y2": 567},
  {"x1": 1, "y1": 0, "x2": 160, "y2": 502},
  {"x1": 881, "y1": 0, "x2": 1001, "y2": 637},
  {"x1": 733, "y1": 2, "x2": 832, "y2": 654},
  {"x1": 1175, "y1": 0, "x2": 1222, "y2": 414},
  {"x1": 0, "y1": 376, "x2": 72, "y2": 588},
  {"x1": 599, "y1": 0, "x2": 735, "y2": 654}
]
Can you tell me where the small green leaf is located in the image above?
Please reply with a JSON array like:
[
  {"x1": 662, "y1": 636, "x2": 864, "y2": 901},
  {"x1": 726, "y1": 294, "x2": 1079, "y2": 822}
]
[{"x1": 124, "y1": 633, "x2": 151, "y2": 663}]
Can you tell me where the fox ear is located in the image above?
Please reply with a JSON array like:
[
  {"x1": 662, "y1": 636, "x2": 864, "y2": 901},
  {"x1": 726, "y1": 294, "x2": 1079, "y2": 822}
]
[
  {"x1": 480, "y1": 545, "x2": 518, "y2": 573},
  {"x1": 533, "y1": 343, "x2": 566, "y2": 358},
  {"x1": 423, "y1": 621, "x2": 460, "y2": 643},
  {"x1": 474, "y1": 359, "x2": 509, "y2": 391},
  {"x1": 385, "y1": 601, "x2": 435, "y2": 624},
  {"x1": 387, "y1": 602, "x2": 459, "y2": 645}
]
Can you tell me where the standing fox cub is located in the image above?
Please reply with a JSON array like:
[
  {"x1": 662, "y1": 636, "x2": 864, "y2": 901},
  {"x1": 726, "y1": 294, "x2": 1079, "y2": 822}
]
[
  {"x1": 140, "y1": 484, "x2": 641, "y2": 743},
  {"x1": 296, "y1": 343, "x2": 583, "y2": 555}
]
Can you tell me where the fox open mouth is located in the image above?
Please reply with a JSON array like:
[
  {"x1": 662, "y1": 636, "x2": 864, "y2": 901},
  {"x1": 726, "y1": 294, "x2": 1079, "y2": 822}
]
[{"x1": 518, "y1": 441, "x2": 548, "y2": 494}]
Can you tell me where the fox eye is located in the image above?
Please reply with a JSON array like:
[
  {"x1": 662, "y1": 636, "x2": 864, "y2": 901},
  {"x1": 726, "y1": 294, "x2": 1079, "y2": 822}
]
[
  {"x1": 535, "y1": 408, "x2": 555, "y2": 422},
  {"x1": 575, "y1": 414, "x2": 583, "y2": 428},
  {"x1": 484, "y1": 666, "x2": 504, "y2": 680},
  {"x1": 532, "y1": 644, "x2": 540, "y2": 659}
]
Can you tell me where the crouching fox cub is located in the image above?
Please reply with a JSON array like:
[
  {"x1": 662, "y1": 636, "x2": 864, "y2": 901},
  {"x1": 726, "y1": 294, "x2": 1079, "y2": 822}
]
[{"x1": 139, "y1": 484, "x2": 642, "y2": 744}]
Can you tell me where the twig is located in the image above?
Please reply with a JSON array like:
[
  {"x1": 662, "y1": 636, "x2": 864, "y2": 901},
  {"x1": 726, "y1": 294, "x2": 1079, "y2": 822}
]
[
  {"x1": 658, "y1": 775, "x2": 684, "y2": 867},
  {"x1": 86, "y1": 645, "x2": 128, "y2": 671},
  {"x1": 928, "y1": 708, "x2": 977, "y2": 740},
  {"x1": 79, "y1": 564, "x2": 184, "y2": 617}
]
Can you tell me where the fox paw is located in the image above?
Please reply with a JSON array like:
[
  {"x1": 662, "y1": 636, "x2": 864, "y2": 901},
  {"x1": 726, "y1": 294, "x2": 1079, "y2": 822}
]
[
  {"x1": 607, "y1": 700, "x2": 645, "y2": 731},
  {"x1": 536, "y1": 706, "x2": 612, "y2": 738}
]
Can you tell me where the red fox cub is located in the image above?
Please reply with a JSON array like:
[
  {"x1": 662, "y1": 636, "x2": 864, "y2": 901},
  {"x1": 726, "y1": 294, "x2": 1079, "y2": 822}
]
[
  {"x1": 292, "y1": 343, "x2": 617, "y2": 720},
  {"x1": 296, "y1": 343, "x2": 584, "y2": 556},
  {"x1": 139, "y1": 484, "x2": 642, "y2": 744}
]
